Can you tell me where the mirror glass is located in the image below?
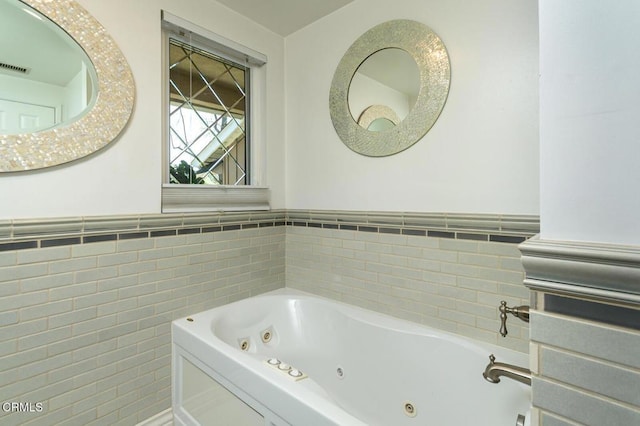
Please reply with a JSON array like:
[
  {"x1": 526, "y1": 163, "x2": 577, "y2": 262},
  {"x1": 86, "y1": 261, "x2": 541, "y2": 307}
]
[
  {"x1": 0, "y1": 0, "x2": 98, "y2": 135},
  {"x1": 348, "y1": 48, "x2": 419, "y2": 130},
  {"x1": 0, "y1": 0, "x2": 134, "y2": 172},
  {"x1": 367, "y1": 117, "x2": 395, "y2": 131}
]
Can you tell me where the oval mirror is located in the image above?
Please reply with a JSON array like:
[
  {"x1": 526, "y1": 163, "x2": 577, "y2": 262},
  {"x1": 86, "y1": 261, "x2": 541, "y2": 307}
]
[
  {"x1": 348, "y1": 48, "x2": 420, "y2": 130},
  {"x1": 329, "y1": 20, "x2": 450, "y2": 157},
  {"x1": 0, "y1": 0, "x2": 98, "y2": 135},
  {"x1": 0, "y1": 0, "x2": 134, "y2": 172}
]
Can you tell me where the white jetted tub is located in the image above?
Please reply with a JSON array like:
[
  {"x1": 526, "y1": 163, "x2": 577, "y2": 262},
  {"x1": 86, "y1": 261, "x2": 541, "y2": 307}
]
[{"x1": 172, "y1": 289, "x2": 531, "y2": 426}]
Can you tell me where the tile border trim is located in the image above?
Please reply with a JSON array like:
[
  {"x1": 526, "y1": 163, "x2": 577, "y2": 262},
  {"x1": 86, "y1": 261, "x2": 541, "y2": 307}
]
[
  {"x1": 0, "y1": 209, "x2": 539, "y2": 252},
  {"x1": 0, "y1": 210, "x2": 288, "y2": 251},
  {"x1": 286, "y1": 209, "x2": 538, "y2": 241},
  {"x1": 520, "y1": 235, "x2": 640, "y2": 305}
]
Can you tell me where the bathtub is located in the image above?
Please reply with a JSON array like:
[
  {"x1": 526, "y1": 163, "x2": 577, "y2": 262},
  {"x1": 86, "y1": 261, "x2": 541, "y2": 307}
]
[{"x1": 172, "y1": 289, "x2": 531, "y2": 426}]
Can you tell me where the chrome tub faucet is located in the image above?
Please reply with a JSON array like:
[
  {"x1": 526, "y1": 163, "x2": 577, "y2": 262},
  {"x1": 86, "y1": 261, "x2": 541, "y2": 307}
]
[{"x1": 482, "y1": 354, "x2": 531, "y2": 386}]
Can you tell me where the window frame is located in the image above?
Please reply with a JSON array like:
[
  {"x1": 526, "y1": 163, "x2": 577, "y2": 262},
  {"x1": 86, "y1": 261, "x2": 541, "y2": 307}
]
[{"x1": 161, "y1": 11, "x2": 269, "y2": 213}]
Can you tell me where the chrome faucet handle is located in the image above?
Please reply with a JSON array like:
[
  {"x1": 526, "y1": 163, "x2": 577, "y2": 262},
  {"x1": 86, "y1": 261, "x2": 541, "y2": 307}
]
[{"x1": 499, "y1": 301, "x2": 530, "y2": 337}]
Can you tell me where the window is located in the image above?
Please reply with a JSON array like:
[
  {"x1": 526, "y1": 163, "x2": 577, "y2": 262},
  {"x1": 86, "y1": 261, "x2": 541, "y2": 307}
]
[
  {"x1": 168, "y1": 39, "x2": 248, "y2": 186},
  {"x1": 161, "y1": 12, "x2": 269, "y2": 212}
]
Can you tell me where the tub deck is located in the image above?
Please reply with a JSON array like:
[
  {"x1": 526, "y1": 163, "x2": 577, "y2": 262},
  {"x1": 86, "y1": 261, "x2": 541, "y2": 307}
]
[{"x1": 172, "y1": 289, "x2": 531, "y2": 425}]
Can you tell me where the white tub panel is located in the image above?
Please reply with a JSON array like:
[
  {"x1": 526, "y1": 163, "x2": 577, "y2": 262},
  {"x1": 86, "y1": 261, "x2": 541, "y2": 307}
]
[{"x1": 172, "y1": 289, "x2": 531, "y2": 425}]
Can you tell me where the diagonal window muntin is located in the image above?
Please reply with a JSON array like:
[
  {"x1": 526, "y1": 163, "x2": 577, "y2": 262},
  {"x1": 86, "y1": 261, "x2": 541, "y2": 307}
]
[{"x1": 168, "y1": 38, "x2": 248, "y2": 186}]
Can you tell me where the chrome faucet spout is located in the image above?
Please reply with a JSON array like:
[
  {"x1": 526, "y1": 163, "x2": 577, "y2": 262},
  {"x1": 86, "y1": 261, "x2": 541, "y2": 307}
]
[{"x1": 482, "y1": 354, "x2": 531, "y2": 386}]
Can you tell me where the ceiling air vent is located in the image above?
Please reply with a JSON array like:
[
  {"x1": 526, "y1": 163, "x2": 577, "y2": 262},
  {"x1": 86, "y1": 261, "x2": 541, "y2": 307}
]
[{"x1": 0, "y1": 62, "x2": 30, "y2": 74}]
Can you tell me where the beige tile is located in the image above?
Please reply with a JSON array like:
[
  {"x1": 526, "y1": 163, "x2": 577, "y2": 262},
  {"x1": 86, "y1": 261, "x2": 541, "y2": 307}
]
[
  {"x1": 17, "y1": 246, "x2": 70, "y2": 264},
  {"x1": 72, "y1": 242, "x2": 116, "y2": 258}
]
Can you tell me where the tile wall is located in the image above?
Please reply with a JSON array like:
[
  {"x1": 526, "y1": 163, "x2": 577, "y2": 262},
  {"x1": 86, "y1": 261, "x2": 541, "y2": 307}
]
[
  {"x1": 0, "y1": 212, "x2": 285, "y2": 426},
  {"x1": 0, "y1": 209, "x2": 538, "y2": 425},
  {"x1": 285, "y1": 210, "x2": 538, "y2": 353},
  {"x1": 530, "y1": 296, "x2": 640, "y2": 425},
  {"x1": 519, "y1": 237, "x2": 640, "y2": 425}
]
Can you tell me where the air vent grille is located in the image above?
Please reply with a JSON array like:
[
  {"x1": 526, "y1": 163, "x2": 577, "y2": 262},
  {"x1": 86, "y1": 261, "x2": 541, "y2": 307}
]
[{"x1": 0, "y1": 62, "x2": 29, "y2": 74}]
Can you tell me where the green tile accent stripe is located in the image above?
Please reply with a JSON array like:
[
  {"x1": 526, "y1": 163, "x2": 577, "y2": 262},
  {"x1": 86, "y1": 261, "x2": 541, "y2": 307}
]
[{"x1": 0, "y1": 210, "x2": 539, "y2": 251}]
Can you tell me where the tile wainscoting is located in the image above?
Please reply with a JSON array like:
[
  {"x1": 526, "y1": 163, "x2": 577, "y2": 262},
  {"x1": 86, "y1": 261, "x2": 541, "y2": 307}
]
[
  {"x1": 520, "y1": 238, "x2": 640, "y2": 425},
  {"x1": 285, "y1": 210, "x2": 538, "y2": 354},
  {"x1": 0, "y1": 209, "x2": 537, "y2": 425},
  {"x1": 0, "y1": 211, "x2": 286, "y2": 426}
]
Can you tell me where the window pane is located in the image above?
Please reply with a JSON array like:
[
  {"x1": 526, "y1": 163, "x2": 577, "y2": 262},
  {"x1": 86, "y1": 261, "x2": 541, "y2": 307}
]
[{"x1": 168, "y1": 39, "x2": 247, "y2": 185}]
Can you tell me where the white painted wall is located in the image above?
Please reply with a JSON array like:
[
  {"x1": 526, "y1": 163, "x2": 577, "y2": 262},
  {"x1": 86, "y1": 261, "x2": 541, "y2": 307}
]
[
  {"x1": 285, "y1": 0, "x2": 539, "y2": 214},
  {"x1": 539, "y1": 0, "x2": 640, "y2": 246},
  {"x1": 0, "y1": 0, "x2": 539, "y2": 219},
  {"x1": 0, "y1": 0, "x2": 285, "y2": 219}
]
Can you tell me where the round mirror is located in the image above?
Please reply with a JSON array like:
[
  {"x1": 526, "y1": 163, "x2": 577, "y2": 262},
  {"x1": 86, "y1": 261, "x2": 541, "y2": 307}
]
[
  {"x1": 329, "y1": 20, "x2": 450, "y2": 157},
  {"x1": 0, "y1": 0, "x2": 98, "y2": 135},
  {"x1": 348, "y1": 48, "x2": 420, "y2": 130},
  {"x1": 0, "y1": 0, "x2": 134, "y2": 172}
]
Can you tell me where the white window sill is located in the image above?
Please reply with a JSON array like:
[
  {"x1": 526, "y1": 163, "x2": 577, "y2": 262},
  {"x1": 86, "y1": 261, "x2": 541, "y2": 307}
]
[{"x1": 161, "y1": 184, "x2": 270, "y2": 213}]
